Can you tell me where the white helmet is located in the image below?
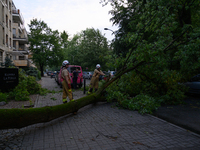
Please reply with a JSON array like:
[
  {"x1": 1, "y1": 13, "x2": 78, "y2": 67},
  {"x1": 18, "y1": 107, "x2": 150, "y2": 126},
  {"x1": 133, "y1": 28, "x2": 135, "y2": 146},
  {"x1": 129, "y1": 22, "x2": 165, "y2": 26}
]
[
  {"x1": 62, "y1": 60, "x2": 69, "y2": 66},
  {"x1": 96, "y1": 64, "x2": 101, "y2": 69}
]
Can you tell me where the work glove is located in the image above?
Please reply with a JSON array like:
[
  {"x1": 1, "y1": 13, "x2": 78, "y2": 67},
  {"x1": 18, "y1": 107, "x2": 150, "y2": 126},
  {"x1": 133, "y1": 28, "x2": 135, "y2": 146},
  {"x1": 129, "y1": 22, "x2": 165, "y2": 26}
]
[{"x1": 68, "y1": 84, "x2": 71, "y2": 89}]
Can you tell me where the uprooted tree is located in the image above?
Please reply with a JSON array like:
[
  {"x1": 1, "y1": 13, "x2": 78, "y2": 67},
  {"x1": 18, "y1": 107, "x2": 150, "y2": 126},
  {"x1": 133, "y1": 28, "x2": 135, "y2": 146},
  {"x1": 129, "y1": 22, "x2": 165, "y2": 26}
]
[{"x1": 1, "y1": 0, "x2": 200, "y2": 129}]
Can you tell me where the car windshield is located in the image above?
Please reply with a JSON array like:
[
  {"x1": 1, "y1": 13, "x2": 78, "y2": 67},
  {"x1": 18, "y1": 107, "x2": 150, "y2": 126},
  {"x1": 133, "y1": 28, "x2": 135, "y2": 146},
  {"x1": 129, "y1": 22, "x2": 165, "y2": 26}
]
[{"x1": 67, "y1": 67, "x2": 81, "y2": 73}]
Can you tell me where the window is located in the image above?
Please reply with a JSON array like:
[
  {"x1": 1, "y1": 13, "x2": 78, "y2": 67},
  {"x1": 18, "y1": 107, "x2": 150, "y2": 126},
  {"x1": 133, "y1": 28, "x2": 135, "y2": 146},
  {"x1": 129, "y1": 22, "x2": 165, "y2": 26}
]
[
  {"x1": 9, "y1": 20, "x2": 11, "y2": 31},
  {"x1": 13, "y1": 41, "x2": 16, "y2": 49},
  {"x1": 9, "y1": 38, "x2": 11, "y2": 47},
  {"x1": 2, "y1": 5, "x2": 4, "y2": 22},
  {"x1": 6, "y1": 15, "x2": 8, "y2": 27},
  {"x1": 3, "y1": 28, "x2": 5, "y2": 44},
  {"x1": 13, "y1": 28, "x2": 16, "y2": 38},
  {"x1": 19, "y1": 56, "x2": 25, "y2": 60},
  {"x1": 6, "y1": 34, "x2": 8, "y2": 46},
  {"x1": 9, "y1": 2, "x2": 11, "y2": 12},
  {"x1": 0, "y1": 51, "x2": 2, "y2": 61}
]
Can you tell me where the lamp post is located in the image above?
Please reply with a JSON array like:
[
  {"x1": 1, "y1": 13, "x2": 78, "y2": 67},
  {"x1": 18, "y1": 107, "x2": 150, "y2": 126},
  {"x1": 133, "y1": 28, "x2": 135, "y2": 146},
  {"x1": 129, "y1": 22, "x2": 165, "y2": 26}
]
[
  {"x1": 104, "y1": 28, "x2": 117, "y2": 72},
  {"x1": 104, "y1": 28, "x2": 114, "y2": 34}
]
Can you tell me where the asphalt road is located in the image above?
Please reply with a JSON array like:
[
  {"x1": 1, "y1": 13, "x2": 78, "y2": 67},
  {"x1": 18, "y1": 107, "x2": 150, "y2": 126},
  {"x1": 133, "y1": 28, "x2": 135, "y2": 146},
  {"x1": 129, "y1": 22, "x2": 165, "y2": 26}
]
[{"x1": 153, "y1": 95, "x2": 200, "y2": 135}]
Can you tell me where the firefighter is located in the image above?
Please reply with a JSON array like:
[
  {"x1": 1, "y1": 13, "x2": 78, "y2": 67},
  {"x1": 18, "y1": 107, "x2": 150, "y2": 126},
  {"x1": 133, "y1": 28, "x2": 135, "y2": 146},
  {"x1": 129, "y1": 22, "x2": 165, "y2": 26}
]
[
  {"x1": 61, "y1": 60, "x2": 74, "y2": 103},
  {"x1": 88, "y1": 64, "x2": 105, "y2": 95}
]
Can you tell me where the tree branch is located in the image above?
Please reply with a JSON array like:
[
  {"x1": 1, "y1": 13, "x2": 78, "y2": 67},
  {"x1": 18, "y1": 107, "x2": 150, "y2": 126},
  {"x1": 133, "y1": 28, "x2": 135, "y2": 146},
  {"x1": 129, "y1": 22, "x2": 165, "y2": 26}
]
[{"x1": 163, "y1": 26, "x2": 191, "y2": 53}]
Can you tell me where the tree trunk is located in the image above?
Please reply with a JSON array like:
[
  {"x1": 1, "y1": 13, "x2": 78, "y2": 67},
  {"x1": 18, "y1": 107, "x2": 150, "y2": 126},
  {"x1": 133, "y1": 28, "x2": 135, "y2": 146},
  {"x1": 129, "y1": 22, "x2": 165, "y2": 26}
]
[
  {"x1": 40, "y1": 64, "x2": 44, "y2": 77},
  {"x1": 0, "y1": 61, "x2": 145, "y2": 129},
  {"x1": 0, "y1": 94, "x2": 105, "y2": 129}
]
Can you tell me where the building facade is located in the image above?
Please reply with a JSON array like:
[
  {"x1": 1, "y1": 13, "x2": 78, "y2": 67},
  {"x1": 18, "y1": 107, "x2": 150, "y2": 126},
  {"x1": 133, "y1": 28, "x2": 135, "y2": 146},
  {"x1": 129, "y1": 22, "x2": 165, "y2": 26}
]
[
  {"x1": 0, "y1": 0, "x2": 35, "y2": 68},
  {"x1": 0, "y1": 0, "x2": 13, "y2": 66}
]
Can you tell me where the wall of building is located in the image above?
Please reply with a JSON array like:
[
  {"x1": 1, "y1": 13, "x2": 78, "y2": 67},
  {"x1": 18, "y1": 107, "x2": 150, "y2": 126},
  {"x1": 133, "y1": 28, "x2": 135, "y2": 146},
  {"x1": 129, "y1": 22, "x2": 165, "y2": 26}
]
[{"x1": 0, "y1": 0, "x2": 13, "y2": 66}]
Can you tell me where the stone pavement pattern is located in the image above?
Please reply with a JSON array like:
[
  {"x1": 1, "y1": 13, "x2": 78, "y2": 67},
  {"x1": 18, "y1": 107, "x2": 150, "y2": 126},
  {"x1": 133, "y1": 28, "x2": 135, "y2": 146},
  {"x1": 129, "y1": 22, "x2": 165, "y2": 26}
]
[{"x1": 0, "y1": 76, "x2": 200, "y2": 150}]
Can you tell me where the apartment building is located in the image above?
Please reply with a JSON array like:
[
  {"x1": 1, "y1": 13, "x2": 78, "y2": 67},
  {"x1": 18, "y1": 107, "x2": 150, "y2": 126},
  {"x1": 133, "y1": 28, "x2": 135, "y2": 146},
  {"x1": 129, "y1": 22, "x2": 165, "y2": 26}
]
[
  {"x1": 0, "y1": 0, "x2": 13, "y2": 66},
  {"x1": 0, "y1": 0, "x2": 35, "y2": 68}
]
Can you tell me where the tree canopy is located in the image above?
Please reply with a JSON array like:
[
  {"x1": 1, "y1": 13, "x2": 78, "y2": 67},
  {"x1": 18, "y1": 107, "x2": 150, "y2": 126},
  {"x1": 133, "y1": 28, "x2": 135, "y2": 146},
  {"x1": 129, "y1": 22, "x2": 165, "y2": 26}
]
[
  {"x1": 99, "y1": 0, "x2": 200, "y2": 112},
  {"x1": 28, "y1": 19, "x2": 66, "y2": 76},
  {"x1": 64, "y1": 28, "x2": 110, "y2": 71}
]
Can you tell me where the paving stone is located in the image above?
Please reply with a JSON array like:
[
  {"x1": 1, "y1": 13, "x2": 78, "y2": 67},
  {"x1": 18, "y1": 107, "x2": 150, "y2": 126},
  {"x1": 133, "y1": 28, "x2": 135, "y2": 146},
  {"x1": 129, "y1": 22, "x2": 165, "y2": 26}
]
[{"x1": 1, "y1": 76, "x2": 200, "y2": 149}]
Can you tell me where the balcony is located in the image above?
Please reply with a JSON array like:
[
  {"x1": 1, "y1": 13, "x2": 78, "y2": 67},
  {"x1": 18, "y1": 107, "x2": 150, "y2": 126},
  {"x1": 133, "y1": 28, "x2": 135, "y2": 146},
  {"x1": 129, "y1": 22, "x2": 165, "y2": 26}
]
[
  {"x1": 18, "y1": 46, "x2": 29, "y2": 54},
  {"x1": 12, "y1": 9, "x2": 24, "y2": 24},
  {"x1": 12, "y1": 45, "x2": 29, "y2": 54},
  {"x1": 13, "y1": 35, "x2": 28, "y2": 44},
  {"x1": 13, "y1": 59, "x2": 28, "y2": 67}
]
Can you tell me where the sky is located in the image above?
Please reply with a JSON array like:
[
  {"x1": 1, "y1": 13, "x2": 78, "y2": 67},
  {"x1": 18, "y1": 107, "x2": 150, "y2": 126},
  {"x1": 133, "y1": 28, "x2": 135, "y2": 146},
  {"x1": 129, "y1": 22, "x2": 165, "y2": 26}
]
[{"x1": 13, "y1": 0, "x2": 118, "y2": 41}]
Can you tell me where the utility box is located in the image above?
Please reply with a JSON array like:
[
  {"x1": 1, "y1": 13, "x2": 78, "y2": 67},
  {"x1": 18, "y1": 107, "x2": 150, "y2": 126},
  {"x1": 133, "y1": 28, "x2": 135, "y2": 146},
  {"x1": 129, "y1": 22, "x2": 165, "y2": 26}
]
[{"x1": 0, "y1": 68, "x2": 19, "y2": 91}]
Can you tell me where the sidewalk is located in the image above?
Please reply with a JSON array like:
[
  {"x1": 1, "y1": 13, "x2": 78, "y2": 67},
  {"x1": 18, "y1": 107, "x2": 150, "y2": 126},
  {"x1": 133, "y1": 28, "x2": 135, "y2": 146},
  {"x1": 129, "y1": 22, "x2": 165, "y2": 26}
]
[{"x1": 0, "y1": 76, "x2": 200, "y2": 150}]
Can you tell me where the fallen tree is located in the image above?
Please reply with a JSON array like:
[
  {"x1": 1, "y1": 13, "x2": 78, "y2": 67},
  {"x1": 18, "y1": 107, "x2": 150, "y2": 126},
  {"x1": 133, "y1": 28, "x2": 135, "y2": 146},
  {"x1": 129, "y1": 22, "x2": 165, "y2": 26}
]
[
  {"x1": 0, "y1": 93, "x2": 106, "y2": 129},
  {"x1": 0, "y1": 64, "x2": 144, "y2": 130},
  {"x1": 1, "y1": 0, "x2": 199, "y2": 130}
]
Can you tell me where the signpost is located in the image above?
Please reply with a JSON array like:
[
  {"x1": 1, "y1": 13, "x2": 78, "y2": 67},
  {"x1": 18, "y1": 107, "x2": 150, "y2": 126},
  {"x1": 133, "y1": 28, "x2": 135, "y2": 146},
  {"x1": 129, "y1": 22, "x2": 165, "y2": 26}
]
[{"x1": 0, "y1": 68, "x2": 19, "y2": 91}]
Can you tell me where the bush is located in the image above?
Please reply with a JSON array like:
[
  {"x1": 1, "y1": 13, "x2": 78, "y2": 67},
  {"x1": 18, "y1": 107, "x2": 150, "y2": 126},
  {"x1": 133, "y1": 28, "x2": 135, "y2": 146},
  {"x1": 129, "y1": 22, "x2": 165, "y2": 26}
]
[
  {"x1": 26, "y1": 67, "x2": 41, "y2": 80},
  {"x1": 4, "y1": 68, "x2": 49, "y2": 101},
  {"x1": 12, "y1": 79, "x2": 30, "y2": 101},
  {"x1": 26, "y1": 76, "x2": 42, "y2": 94},
  {"x1": 0, "y1": 92, "x2": 8, "y2": 102}
]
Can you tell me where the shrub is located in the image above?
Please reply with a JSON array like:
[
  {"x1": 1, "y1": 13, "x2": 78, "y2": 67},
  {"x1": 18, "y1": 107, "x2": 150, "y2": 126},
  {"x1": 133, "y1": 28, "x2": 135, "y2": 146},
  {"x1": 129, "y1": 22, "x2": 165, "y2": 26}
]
[
  {"x1": 0, "y1": 92, "x2": 8, "y2": 102},
  {"x1": 26, "y1": 76, "x2": 42, "y2": 94},
  {"x1": 5, "y1": 68, "x2": 48, "y2": 101},
  {"x1": 13, "y1": 79, "x2": 30, "y2": 101},
  {"x1": 26, "y1": 67, "x2": 41, "y2": 80}
]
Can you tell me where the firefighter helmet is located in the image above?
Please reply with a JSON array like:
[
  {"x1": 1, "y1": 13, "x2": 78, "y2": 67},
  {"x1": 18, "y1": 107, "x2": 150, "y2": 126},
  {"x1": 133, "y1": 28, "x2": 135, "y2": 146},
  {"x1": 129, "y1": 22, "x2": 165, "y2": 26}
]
[
  {"x1": 96, "y1": 64, "x2": 101, "y2": 69},
  {"x1": 62, "y1": 60, "x2": 70, "y2": 66}
]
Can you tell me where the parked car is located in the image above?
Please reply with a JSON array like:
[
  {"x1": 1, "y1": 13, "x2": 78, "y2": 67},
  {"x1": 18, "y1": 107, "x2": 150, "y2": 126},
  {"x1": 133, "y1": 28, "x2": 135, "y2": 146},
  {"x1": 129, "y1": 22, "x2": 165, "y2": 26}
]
[
  {"x1": 83, "y1": 71, "x2": 92, "y2": 79},
  {"x1": 50, "y1": 71, "x2": 56, "y2": 78},
  {"x1": 102, "y1": 71, "x2": 110, "y2": 81},
  {"x1": 110, "y1": 71, "x2": 116, "y2": 77},
  {"x1": 55, "y1": 71, "x2": 60, "y2": 84},
  {"x1": 47, "y1": 71, "x2": 52, "y2": 76},
  {"x1": 83, "y1": 72, "x2": 88, "y2": 79},
  {"x1": 184, "y1": 74, "x2": 200, "y2": 94},
  {"x1": 87, "y1": 72, "x2": 93, "y2": 79},
  {"x1": 58, "y1": 65, "x2": 83, "y2": 88}
]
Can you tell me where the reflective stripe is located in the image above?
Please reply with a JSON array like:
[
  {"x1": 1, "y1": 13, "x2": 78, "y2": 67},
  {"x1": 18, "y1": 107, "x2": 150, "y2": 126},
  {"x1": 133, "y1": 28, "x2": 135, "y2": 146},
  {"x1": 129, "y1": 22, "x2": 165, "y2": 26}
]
[{"x1": 62, "y1": 99, "x2": 67, "y2": 102}]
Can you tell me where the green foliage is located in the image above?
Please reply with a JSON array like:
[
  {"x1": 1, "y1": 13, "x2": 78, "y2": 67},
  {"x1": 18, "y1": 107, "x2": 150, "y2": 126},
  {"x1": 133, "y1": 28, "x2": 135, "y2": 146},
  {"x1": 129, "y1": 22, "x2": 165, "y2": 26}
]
[
  {"x1": 28, "y1": 18, "x2": 65, "y2": 76},
  {"x1": 37, "y1": 70, "x2": 41, "y2": 80},
  {"x1": 0, "y1": 93, "x2": 8, "y2": 102},
  {"x1": 106, "y1": 70, "x2": 187, "y2": 114},
  {"x1": 12, "y1": 79, "x2": 30, "y2": 101},
  {"x1": 128, "y1": 95, "x2": 160, "y2": 114},
  {"x1": 1, "y1": 68, "x2": 50, "y2": 101},
  {"x1": 100, "y1": 0, "x2": 200, "y2": 113},
  {"x1": 26, "y1": 76, "x2": 42, "y2": 94},
  {"x1": 4, "y1": 56, "x2": 14, "y2": 67},
  {"x1": 64, "y1": 28, "x2": 110, "y2": 70},
  {"x1": 25, "y1": 67, "x2": 41, "y2": 80}
]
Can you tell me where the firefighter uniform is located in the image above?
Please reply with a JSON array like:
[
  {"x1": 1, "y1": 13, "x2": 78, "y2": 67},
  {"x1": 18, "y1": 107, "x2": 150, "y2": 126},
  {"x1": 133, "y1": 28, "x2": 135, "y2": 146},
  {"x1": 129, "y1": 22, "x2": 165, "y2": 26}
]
[
  {"x1": 88, "y1": 69, "x2": 103, "y2": 92},
  {"x1": 61, "y1": 67, "x2": 73, "y2": 103}
]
